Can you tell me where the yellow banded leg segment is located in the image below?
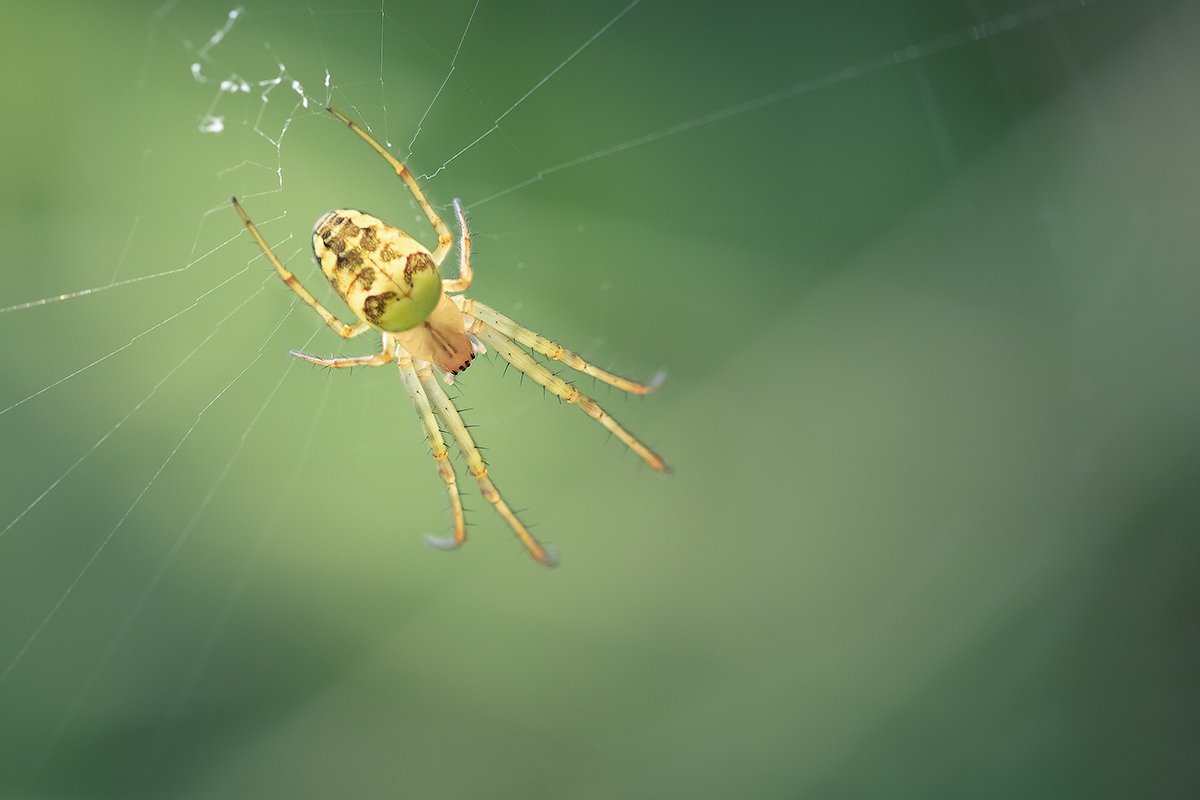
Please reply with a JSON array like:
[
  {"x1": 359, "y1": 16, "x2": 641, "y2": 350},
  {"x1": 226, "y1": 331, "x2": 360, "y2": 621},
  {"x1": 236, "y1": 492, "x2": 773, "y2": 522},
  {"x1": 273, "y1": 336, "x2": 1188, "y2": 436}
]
[
  {"x1": 460, "y1": 299, "x2": 665, "y2": 395},
  {"x1": 326, "y1": 107, "x2": 454, "y2": 265},
  {"x1": 397, "y1": 354, "x2": 467, "y2": 550},
  {"x1": 231, "y1": 197, "x2": 371, "y2": 340},
  {"x1": 472, "y1": 321, "x2": 670, "y2": 474},
  {"x1": 415, "y1": 361, "x2": 558, "y2": 567}
]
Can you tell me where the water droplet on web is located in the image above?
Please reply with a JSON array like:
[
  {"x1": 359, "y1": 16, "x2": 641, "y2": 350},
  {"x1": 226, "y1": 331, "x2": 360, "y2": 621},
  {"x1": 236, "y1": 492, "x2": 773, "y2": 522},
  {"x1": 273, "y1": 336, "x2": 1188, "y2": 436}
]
[
  {"x1": 290, "y1": 79, "x2": 308, "y2": 107},
  {"x1": 199, "y1": 114, "x2": 225, "y2": 134}
]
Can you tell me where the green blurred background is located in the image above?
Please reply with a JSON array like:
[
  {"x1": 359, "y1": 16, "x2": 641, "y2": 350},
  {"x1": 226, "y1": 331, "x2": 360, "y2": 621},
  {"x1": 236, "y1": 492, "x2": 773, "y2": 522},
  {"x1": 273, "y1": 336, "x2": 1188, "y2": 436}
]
[{"x1": 2, "y1": 0, "x2": 1198, "y2": 797}]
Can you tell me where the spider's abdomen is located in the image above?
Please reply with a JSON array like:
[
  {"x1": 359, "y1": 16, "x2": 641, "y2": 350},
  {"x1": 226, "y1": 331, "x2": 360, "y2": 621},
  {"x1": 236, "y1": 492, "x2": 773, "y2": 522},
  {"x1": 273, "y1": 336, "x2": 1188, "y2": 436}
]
[{"x1": 312, "y1": 209, "x2": 442, "y2": 333}]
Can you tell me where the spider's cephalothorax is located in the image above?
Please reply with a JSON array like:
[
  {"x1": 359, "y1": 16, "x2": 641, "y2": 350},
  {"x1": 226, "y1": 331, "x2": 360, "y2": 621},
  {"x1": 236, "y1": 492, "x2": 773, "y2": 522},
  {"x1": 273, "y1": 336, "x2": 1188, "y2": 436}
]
[{"x1": 232, "y1": 106, "x2": 667, "y2": 567}]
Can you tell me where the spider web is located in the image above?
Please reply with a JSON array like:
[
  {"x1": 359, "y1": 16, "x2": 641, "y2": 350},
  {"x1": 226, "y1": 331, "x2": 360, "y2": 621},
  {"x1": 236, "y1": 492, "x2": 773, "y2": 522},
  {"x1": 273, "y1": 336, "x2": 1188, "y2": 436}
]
[{"x1": 1, "y1": 0, "x2": 1197, "y2": 796}]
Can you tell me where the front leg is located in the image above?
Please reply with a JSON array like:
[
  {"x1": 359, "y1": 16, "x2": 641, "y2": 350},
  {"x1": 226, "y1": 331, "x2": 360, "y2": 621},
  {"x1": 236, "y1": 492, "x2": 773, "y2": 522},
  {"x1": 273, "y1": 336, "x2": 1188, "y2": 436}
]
[
  {"x1": 441, "y1": 199, "x2": 474, "y2": 293},
  {"x1": 290, "y1": 335, "x2": 394, "y2": 367},
  {"x1": 233, "y1": 197, "x2": 371, "y2": 340}
]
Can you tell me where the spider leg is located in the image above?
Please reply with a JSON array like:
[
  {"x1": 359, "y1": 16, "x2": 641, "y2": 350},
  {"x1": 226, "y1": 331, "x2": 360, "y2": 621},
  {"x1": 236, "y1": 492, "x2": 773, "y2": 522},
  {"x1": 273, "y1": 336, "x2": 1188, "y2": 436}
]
[
  {"x1": 290, "y1": 351, "x2": 392, "y2": 368},
  {"x1": 326, "y1": 107, "x2": 454, "y2": 266},
  {"x1": 460, "y1": 300, "x2": 666, "y2": 395},
  {"x1": 397, "y1": 354, "x2": 467, "y2": 551},
  {"x1": 472, "y1": 321, "x2": 670, "y2": 473},
  {"x1": 232, "y1": 198, "x2": 371, "y2": 340},
  {"x1": 415, "y1": 360, "x2": 558, "y2": 566},
  {"x1": 290, "y1": 334, "x2": 395, "y2": 368},
  {"x1": 441, "y1": 198, "x2": 473, "y2": 294}
]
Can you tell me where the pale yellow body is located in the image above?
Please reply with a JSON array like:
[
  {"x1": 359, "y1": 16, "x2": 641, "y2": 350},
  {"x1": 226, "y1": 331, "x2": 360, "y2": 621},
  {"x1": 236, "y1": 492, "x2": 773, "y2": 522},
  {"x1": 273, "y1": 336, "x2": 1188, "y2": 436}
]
[
  {"x1": 312, "y1": 209, "x2": 433, "y2": 325},
  {"x1": 312, "y1": 209, "x2": 473, "y2": 373}
]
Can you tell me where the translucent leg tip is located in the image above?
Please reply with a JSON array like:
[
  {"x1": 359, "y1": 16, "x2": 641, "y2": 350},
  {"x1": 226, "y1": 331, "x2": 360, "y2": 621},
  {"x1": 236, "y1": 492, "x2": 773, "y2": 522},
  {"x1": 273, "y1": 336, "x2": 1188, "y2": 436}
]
[
  {"x1": 424, "y1": 533, "x2": 463, "y2": 551},
  {"x1": 648, "y1": 369, "x2": 668, "y2": 391},
  {"x1": 288, "y1": 349, "x2": 324, "y2": 364},
  {"x1": 539, "y1": 549, "x2": 561, "y2": 568}
]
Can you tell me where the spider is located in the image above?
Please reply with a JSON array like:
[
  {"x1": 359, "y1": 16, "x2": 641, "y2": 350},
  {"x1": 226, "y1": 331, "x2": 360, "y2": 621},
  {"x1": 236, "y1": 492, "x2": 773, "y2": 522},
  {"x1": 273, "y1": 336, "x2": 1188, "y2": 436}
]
[{"x1": 232, "y1": 106, "x2": 667, "y2": 567}]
